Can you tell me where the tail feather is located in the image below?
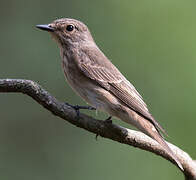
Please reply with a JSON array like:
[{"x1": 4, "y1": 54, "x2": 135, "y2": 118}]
[
  {"x1": 147, "y1": 126, "x2": 183, "y2": 170},
  {"x1": 133, "y1": 115, "x2": 183, "y2": 170}
]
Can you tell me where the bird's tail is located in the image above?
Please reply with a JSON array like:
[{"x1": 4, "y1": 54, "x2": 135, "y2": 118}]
[{"x1": 125, "y1": 112, "x2": 183, "y2": 171}]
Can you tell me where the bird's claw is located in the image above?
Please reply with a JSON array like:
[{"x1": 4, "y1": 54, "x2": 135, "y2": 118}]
[
  {"x1": 104, "y1": 116, "x2": 112, "y2": 123},
  {"x1": 95, "y1": 116, "x2": 112, "y2": 140},
  {"x1": 64, "y1": 103, "x2": 96, "y2": 117},
  {"x1": 95, "y1": 134, "x2": 99, "y2": 141}
]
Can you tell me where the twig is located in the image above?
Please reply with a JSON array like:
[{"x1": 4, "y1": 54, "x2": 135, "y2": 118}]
[{"x1": 0, "y1": 79, "x2": 196, "y2": 180}]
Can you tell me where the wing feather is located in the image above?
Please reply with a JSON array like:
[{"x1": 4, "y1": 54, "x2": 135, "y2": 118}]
[{"x1": 77, "y1": 48, "x2": 166, "y2": 135}]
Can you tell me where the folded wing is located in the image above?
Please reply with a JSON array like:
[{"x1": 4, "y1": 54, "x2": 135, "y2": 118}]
[{"x1": 77, "y1": 47, "x2": 166, "y2": 135}]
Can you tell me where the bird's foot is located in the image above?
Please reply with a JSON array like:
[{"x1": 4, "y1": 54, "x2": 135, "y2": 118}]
[
  {"x1": 95, "y1": 134, "x2": 99, "y2": 141},
  {"x1": 104, "y1": 116, "x2": 112, "y2": 124},
  {"x1": 64, "y1": 102, "x2": 96, "y2": 117},
  {"x1": 95, "y1": 116, "x2": 112, "y2": 140}
]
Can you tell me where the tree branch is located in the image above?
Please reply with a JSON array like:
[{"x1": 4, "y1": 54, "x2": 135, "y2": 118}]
[{"x1": 0, "y1": 79, "x2": 196, "y2": 179}]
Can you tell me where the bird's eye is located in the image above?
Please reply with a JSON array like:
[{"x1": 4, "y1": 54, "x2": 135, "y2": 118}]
[{"x1": 66, "y1": 24, "x2": 74, "y2": 32}]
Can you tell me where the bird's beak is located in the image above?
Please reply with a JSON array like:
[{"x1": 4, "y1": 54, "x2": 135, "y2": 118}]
[{"x1": 36, "y1": 24, "x2": 54, "y2": 32}]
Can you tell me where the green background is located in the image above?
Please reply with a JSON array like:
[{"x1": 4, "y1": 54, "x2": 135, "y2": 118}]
[{"x1": 0, "y1": 0, "x2": 196, "y2": 179}]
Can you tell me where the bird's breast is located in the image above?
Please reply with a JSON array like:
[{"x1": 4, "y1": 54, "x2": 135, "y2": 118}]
[{"x1": 61, "y1": 53, "x2": 112, "y2": 111}]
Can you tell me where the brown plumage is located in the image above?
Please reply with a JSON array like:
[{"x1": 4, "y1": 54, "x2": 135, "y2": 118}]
[
  {"x1": 78, "y1": 46, "x2": 167, "y2": 136},
  {"x1": 36, "y1": 18, "x2": 183, "y2": 170}
]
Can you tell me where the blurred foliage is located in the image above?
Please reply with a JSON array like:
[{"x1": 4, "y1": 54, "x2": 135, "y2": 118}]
[{"x1": 0, "y1": 0, "x2": 196, "y2": 179}]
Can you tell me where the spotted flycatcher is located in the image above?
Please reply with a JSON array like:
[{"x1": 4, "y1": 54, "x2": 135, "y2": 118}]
[{"x1": 36, "y1": 18, "x2": 183, "y2": 170}]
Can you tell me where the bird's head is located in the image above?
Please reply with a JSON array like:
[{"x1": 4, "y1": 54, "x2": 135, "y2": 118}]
[{"x1": 36, "y1": 18, "x2": 94, "y2": 48}]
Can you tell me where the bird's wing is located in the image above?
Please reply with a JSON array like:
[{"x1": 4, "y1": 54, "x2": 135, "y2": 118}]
[
  {"x1": 77, "y1": 47, "x2": 166, "y2": 135},
  {"x1": 79, "y1": 61, "x2": 151, "y2": 117}
]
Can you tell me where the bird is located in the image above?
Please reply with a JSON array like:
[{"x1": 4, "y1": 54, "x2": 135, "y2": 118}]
[{"x1": 36, "y1": 18, "x2": 183, "y2": 170}]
